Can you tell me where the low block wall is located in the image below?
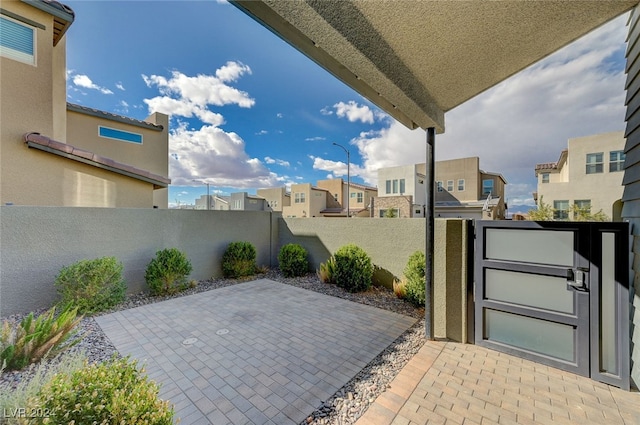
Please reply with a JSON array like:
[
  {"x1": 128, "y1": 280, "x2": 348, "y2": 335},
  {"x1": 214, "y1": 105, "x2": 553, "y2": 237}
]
[{"x1": 0, "y1": 207, "x2": 276, "y2": 316}]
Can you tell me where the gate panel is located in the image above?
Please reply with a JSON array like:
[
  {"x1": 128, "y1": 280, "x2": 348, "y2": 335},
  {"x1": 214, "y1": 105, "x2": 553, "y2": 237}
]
[
  {"x1": 475, "y1": 221, "x2": 590, "y2": 376},
  {"x1": 474, "y1": 220, "x2": 630, "y2": 389}
]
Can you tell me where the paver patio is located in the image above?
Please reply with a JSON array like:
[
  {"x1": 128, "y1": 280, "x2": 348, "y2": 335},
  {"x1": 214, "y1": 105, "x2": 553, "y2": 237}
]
[
  {"x1": 357, "y1": 341, "x2": 640, "y2": 425},
  {"x1": 95, "y1": 279, "x2": 417, "y2": 424}
]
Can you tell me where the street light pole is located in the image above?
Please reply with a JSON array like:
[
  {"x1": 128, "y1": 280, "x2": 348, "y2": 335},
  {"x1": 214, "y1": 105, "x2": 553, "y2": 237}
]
[
  {"x1": 193, "y1": 180, "x2": 211, "y2": 210},
  {"x1": 332, "y1": 142, "x2": 350, "y2": 217}
]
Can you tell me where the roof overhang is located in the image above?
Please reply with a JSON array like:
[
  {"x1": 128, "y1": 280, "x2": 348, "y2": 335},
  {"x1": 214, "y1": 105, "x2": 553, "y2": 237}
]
[
  {"x1": 22, "y1": 0, "x2": 75, "y2": 46},
  {"x1": 231, "y1": 0, "x2": 637, "y2": 132}
]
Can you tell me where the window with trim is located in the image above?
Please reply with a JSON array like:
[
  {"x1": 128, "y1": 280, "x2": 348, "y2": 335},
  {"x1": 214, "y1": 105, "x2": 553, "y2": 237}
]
[
  {"x1": 554, "y1": 200, "x2": 569, "y2": 220},
  {"x1": 385, "y1": 180, "x2": 391, "y2": 194},
  {"x1": 399, "y1": 179, "x2": 405, "y2": 194},
  {"x1": 294, "y1": 192, "x2": 305, "y2": 203},
  {"x1": 609, "y1": 150, "x2": 625, "y2": 172},
  {"x1": 541, "y1": 173, "x2": 549, "y2": 183},
  {"x1": 482, "y1": 179, "x2": 494, "y2": 196},
  {"x1": 447, "y1": 180, "x2": 454, "y2": 191},
  {"x1": 357, "y1": 192, "x2": 363, "y2": 203},
  {"x1": 457, "y1": 179, "x2": 465, "y2": 191},
  {"x1": 392, "y1": 179, "x2": 399, "y2": 194},
  {"x1": 586, "y1": 153, "x2": 603, "y2": 174},
  {"x1": 334, "y1": 193, "x2": 338, "y2": 201},
  {"x1": 573, "y1": 199, "x2": 591, "y2": 219},
  {"x1": 0, "y1": 15, "x2": 35, "y2": 65},
  {"x1": 436, "y1": 181, "x2": 443, "y2": 192}
]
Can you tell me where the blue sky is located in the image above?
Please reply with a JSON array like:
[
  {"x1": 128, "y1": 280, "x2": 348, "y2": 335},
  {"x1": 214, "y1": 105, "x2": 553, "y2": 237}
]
[{"x1": 63, "y1": 1, "x2": 629, "y2": 212}]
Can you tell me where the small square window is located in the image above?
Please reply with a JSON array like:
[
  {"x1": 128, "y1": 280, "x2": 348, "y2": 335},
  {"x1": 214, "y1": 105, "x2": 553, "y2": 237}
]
[
  {"x1": 586, "y1": 153, "x2": 603, "y2": 174},
  {"x1": 457, "y1": 179, "x2": 465, "y2": 191},
  {"x1": 541, "y1": 173, "x2": 549, "y2": 183},
  {"x1": 436, "y1": 181, "x2": 443, "y2": 192},
  {"x1": 609, "y1": 150, "x2": 625, "y2": 172},
  {"x1": 446, "y1": 180, "x2": 454, "y2": 191},
  {"x1": 554, "y1": 200, "x2": 569, "y2": 220}
]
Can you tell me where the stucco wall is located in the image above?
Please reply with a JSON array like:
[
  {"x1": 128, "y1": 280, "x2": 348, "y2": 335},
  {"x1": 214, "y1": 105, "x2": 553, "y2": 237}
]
[{"x1": 0, "y1": 207, "x2": 276, "y2": 316}]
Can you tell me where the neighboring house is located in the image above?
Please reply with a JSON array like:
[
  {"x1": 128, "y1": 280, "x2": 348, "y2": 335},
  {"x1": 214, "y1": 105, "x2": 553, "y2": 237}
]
[
  {"x1": 281, "y1": 183, "x2": 335, "y2": 218},
  {"x1": 0, "y1": 0, "x2": 170, "y2": 208},
  {"x1": 375, "y1": 157, "x2": 507, "y2": 219},
  {"x1": 534, "y1": 131, "x2": 625, "y2": 221},
  {"x1": 315, "y1": 178, "x2": 377, "y2": 217},
  {"x1": 256, "y1": 187, "x2": 290, "y2": 212},
  {"x1": 230, "y1": 192, "x2": 266, "y2": 211}
]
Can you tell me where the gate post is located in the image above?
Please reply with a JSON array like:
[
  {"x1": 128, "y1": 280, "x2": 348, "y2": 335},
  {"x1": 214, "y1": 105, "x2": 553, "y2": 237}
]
[{"x1": 425, "y1": 127, "x2": 435, "y2": 340}]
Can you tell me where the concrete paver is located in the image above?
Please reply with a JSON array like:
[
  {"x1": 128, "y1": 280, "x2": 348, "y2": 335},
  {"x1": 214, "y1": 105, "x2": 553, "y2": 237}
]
[
  {"x1": 96, "y1": 279, "x2": 416, "y2": 424},
  {"x1": 357, "y1": 341, "x2": 640, "y2": 425}
]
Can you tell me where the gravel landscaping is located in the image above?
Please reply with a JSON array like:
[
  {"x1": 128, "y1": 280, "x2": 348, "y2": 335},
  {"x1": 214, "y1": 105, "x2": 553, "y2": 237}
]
[{"x1": 1, "y1": 270, "x2": 425, "y2": 424}]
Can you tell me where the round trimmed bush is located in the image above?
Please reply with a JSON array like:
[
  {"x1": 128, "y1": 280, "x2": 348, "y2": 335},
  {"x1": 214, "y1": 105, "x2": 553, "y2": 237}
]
[
  {"x1": 333, "y1": 244, "x2": 373, "y2": 292},
  {"x1": 145, "y1": 248, "x2": 193, "y2": 296},
  {"x1": 278, "y1": 243, "x2": 309, "y2": 277},
  {"x1": 222, "y1": 241, "x2": 257, "y2": 278},
  {"x1": 404, "y1": 251, "x2": 426, "y2": 307},
  {"x1": 55, "y1": 256, "x2": 125, "y2": 314}
]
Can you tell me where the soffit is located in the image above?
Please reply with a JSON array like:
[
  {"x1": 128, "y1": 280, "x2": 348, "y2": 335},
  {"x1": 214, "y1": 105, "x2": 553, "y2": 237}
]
[{"x1": 231, "y1": 0, "x2": 637, "y2": 132}]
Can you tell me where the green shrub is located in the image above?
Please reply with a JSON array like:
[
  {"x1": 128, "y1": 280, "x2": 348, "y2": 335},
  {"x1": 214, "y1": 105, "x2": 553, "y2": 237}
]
[
  {"x1": 404, "y1": 251, "x2": 426, "y2": 307},
  {"x1": 145, "y1": 248, "x2": 193, "y2": 296},
  {"x1": 278, "y1": 243, "x2": 309, "y2": 277},
  {"x1": 333, "y1": 244, "x2": 373, "y2": 292},
  {"x1": 55, "y1": 256, "x2": 125, "y2": 314},
  {"x1": 222, "y1": 242, "x2": 257, "y2": 278},
  {"x1": 34, "y1": 356, "x2": 174, "y2": 425},
  {"x1": 317, "y1": 256, "x2": 336, "y2": 284},
  {"x1": 0, "y1": 351, "x2": 87, "y2": 425},
  {"x1": 0, "y1": 304, "x2": 82, "y2": 371}
]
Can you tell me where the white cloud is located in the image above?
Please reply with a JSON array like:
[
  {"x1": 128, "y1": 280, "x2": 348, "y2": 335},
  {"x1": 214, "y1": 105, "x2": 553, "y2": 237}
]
[
  {"x1": 169, "y1": 122, "x2": 281, "y2": 188},
  {"x1": 142, "y1": 63, "x2": 254, "y2": 125},
  {"x1": 320, "y1": 107, "x2": 333, "y2": 116},
  {"x1": 71, "y1": 74, "x2": 113, "y2": 94},
  {"x1": 325, "y1": 14, "x2": 628, "y2": 211},
  {"x1": 276, "y1": 113, "x2": 284, "y2": 118},
  {"x1": 305, "y1": 136, "x2": 326, "y2": 142},
  {"x1": 256, "y1": 130, "x2": 268, "y2": 135},
  {"x1": 310, "y1": 155, "x2": 367, "y2": 180},
  {"x1": 333, "y1": 101, "x2": 381, "y2": 124},
  {"x1": 264, "y1": 156, "x2": 290, "y2": 167},
  {"x1": 116, "y1": 82, "x2": 125, "y2": 91}
]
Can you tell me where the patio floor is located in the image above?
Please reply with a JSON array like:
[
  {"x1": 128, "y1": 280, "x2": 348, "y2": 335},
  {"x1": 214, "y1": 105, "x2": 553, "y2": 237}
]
[
  {"x1": 95, "y1": 279, "x2": 417, "y2": 424},
  {"x1": 356, "y1": 340, "x2": 640, "y2": 425}
]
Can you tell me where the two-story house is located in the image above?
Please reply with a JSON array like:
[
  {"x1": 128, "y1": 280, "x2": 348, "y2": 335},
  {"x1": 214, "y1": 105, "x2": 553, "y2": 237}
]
[
  {"x1": 315, "y1": 178, "x2": 377, "y2": 217},
  {"x1": 1, "y1": 0, "x2": 170, "y2": 208},
  {"x1": 534, "y1": 131, "x2": 625, "y2": 221},
  {"x1": 375, "y1": 157, "x2": 507, "y2": 219},
  {"x1": 257, "y1": 187, "x2": 291, "y2": 212}
]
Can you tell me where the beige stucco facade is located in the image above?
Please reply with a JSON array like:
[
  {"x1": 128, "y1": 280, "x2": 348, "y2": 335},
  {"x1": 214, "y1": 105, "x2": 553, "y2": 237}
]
[
  {"x1": 375, "y1": 158, "x2": 506, "y2": 219},
  {"x1": 282, "y1": 183, "x2": 331, "y2": 218},
  {"x1": 535, "y1": 131, "x2": 625, "y2": 221},
  {"x1": 0, "y1": 1, "x2": 170, "y2": 208},
  {"x1": 257, "y1": 187, "x2": 291, "y2": 212},
  {"x1": 316, "y1": 178, "x2": 377, "y2": 216}
]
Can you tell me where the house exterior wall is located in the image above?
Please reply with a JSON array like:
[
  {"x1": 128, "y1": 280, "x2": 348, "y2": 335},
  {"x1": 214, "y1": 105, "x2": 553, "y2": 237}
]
[
  {"x1": 435, "y1": 157, "x2": 481, "y2": 202},
  {"x1": 537, "y1": 132, "x2": 625, "y2": 220},
  {"x1": 283, "y1": 183, "x2": 329, "y2": 217},
  {"x1": 1, "y1": 2, "x2": 58, "y2": 205},
  {"x1": 623, "y1": 6, "x2": 640, "y2": 388},
  {"x1": 0, "y1": 1, "x2": 169, "y2": 209},
  {"x1": 374, "y1": 195, "x2": 413, "y2": 218},
  {"x1": 316, "y1": 178, "x2": 344, "y2": 206},
  {"x1": 257, "y1": 187, "x2": 290, "y2": 211}
]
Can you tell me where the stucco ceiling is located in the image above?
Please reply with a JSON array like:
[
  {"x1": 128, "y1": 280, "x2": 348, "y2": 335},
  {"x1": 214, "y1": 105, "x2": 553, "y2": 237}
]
[{"x1": 231, "y1": 0, "x2": 638, "y2": 132}]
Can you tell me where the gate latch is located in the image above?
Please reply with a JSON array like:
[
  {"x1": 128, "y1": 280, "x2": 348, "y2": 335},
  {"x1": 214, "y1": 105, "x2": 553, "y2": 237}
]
[{"x1": 567, "y1": 268, "x2": 588, "y2": 291}]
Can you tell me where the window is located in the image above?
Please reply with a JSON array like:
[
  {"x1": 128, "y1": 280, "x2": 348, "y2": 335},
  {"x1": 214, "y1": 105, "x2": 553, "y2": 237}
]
[
  {"x1": 541, "y1": 173, "x2": 549, "y2": 183},
  {"x1": 554, "y1": 200, "x2": 569, "y2": 220},
  {"x1": 447, "y1": 180, "x2": 454, "y2": 192},
  {"x1": 399, "y1": 179, "x2": 405, "y2": 194},
  {"x1": 586, "y1": 153, "x2": 603, "y2": 174},
  {"x1": 294, "y1": 192, "x2": 305, "y2": 203},
  {"x1": 268, "y1": 200, "x2": 278, "y2": 208},
  {"x1": 334, "y1": 193, "x2": 338, "y2": 201},
  {"x1": 457, "y1": 179, "x2": 465, "y2": 191},
  {"x1": 482, "y1": 179, "x2": 494, "y2": 196},
  {"x1": 99, "y1": 126, "x2": 143, "y2": 144},
  {"x1": 385, "y1": 180, "x2": 391, "y2": 194},
  {"x1": 357, "y1": 192, "x2": 363, "y2": 203},
  {"x1": 436, "y1": 181, "x2": 443, "y2": 192},
  {"x1": 0, "y1": 16, "x2": 35, "y2": 65},
  {"x1": 573, "y1": 199, "x2": 591, "y2": 219},
  {"x1": 392, "y1": 179, "x2": 399, "y2": 194},
  {"x1": 379, "y1": 209, "x2": 399, "y2": 218},
  {"x1": 609, "y1": 150, "x2": 625, "y2": 172}
]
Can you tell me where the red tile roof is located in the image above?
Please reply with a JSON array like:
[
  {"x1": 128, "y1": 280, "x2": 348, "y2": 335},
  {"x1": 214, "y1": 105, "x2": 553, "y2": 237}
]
[{"x1": 24, "y1": 132, "x2": 170, "y2": 188}]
